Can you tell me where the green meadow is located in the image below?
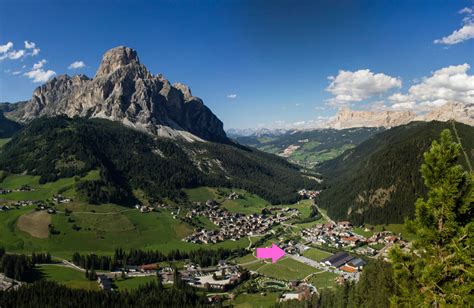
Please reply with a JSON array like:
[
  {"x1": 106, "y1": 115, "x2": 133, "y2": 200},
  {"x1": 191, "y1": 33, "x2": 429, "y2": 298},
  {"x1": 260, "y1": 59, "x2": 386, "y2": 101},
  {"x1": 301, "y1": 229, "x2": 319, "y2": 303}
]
[
  {"x1": 231, "y1": 292, "x2": 280, "y2": 308},
  {"x1": 113, "y1": 276, "x2": 158, "y2": 291},
  {"x1": 255, "y1": 257, "x2": 316, "y2": 281},
  {"x1": 302, "y1": 248, "x2": 332, "y2": 262},
  {"x1": 36, "y1": 264, "x2": 98, "y2": 290},
  {"x1": 308, "y1": 271, "x2": 339, "y2": 290}
]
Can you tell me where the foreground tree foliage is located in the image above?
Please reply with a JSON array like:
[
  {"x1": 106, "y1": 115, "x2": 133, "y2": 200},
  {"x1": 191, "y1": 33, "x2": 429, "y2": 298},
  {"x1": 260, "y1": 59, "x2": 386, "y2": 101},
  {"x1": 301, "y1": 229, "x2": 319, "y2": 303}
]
[{"x1": 389, "y1": 129, "x2": 473, "y2": 306}]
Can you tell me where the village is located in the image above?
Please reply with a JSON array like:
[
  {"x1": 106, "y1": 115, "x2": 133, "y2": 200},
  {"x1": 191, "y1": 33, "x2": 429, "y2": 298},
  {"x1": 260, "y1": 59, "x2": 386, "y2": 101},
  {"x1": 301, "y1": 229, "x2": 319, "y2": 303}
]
[
  {"x1": 300, "y1": 220, "x2": 409, "y2": 258},
  {"x1": 183, "y1": 198, "x2": 300, "y2": 244}
]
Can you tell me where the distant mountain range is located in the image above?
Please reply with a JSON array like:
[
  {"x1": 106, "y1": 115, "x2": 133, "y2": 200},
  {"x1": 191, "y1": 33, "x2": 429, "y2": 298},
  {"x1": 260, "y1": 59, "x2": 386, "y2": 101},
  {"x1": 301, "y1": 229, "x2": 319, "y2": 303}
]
[
  {"x1": 3, "y1": 46, "x2": 229, "y2": 143},
  {"x1": 228, "y1": 101, "x2": 473, "y2": 135}
]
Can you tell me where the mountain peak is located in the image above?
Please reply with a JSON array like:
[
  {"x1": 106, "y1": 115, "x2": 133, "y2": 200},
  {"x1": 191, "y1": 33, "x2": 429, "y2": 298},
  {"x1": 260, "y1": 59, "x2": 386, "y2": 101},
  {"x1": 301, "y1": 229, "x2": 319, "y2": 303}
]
[
  {"x1": 14, "y1": 46, "x2": 229, "y2": 143},
  {"x1": 96, "y1": 46, "x2": 140, "y2": 77}
]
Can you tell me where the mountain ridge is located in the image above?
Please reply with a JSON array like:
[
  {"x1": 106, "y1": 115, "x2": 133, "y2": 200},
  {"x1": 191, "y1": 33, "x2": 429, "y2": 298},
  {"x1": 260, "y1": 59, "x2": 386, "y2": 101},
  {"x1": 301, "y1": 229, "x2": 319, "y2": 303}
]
[{"x1": 6, "y1": 46, "x2": 229, "y2": 143}]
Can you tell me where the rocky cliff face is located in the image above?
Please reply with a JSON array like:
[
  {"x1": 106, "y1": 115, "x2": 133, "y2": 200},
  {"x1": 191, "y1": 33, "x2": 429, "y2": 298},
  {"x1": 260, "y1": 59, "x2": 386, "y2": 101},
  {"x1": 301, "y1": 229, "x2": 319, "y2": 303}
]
[
  {"x1": 421, "y1": 102, "x2": 474, "y2": 126},
  {"x1": 328, "y1": 103, "x2": 474, "y2": 129},
  {"x1": 17, "y1": 46, "x2": 229, "y2": 143},
  {"x1": 328, "y1": 108, "x2": 417, "y2": 129}
]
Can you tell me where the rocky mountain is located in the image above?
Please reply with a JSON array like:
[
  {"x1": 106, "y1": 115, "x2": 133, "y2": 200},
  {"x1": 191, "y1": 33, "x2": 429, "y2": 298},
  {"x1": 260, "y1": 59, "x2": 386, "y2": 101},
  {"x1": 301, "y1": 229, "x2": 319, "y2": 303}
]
[
  {"x1": 316, "y1": 121, "x2": 474, "y2": 225},
  {"x1": 327, "y1": 102, "x2": 473, "y2": 129},
  {"x1": 5, "y1": 46, "x2": 228, "y2": 143},
  {"x1": 327, "y1": 108, "x2": 417, "y2": 129},
  {"x1": 422, "y1": 102, "x2": 474, "y2": 125}
]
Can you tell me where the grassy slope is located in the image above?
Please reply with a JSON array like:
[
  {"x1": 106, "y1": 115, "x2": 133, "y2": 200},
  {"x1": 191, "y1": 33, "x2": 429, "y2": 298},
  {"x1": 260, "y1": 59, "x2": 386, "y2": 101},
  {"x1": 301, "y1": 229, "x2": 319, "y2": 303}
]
[{"x1": 36, "y1": 264, "x2": 98, "y2": 290}]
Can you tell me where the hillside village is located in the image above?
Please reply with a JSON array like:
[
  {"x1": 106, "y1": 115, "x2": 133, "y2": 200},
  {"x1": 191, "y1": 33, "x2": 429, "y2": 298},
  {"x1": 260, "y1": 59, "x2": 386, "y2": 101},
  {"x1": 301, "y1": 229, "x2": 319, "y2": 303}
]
[{"x1": 184, "y1": 199, "x2": 300, "y2": 243}]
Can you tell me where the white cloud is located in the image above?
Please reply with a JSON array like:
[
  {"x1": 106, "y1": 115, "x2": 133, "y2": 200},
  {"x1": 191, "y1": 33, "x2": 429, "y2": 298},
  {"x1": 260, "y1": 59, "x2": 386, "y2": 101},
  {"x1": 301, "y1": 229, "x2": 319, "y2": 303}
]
[
  {"x1": 0, "y1": 40, "x2": 39, "y2": 61},
  {"x1": 435, "y1": 6, "x2": 474, "y2": 45},
  {"x1": 24, "y1": 68, "x2": 56, "y2": 83},
  {"x1": 6, "y1": 49, "x2": 25, "y2": 60},
  {"x1": 227, "y1": 94, "x2": 237, "y2": 99},
  {"x1": 388, "y1": 63, "x2": 474, "y2": 110},
  {"x1": 68, "y1": 61, "x2": 86, "y2": 69},
  {"x1": 32, "y1": 59, "x2": 47, "y2": 70},
  {"x1": 11, "y1": 71, "x2": 22, "y2": 75},
  {"x1": 30, "y1": 48, "x2": 40, "y2": 56},
  {"x1": 434, "y1": 24, "x2": 474, "y2": 45},
  {"x1": 0, "y1": 42, "x2": 13, "y2": 54},
  {"x1": 326, "y1": 69, "x2": 402, "y2": 105},
  {"x1": 459, "y1": 7, "x2": 473, "y2": 14},
  {"x1": 24, "y1": 41, "x2": 36, "y2": 49}
]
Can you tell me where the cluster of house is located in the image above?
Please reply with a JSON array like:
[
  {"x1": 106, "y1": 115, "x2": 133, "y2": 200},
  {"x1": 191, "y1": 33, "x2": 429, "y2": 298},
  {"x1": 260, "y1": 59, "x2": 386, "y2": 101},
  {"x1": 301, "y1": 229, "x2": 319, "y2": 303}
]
[
  {"x1": 301, "y1": 221, "x2": 405, "y2": 256},
  {"x1": 320, "y1": 251, "x2": 367, "y2": 273},
  {"x1": 301, "y1": 221, "x2": 367, "y2": 249},
  {"x1": 0, "y1": 185, "x2": 35, "y2": 195},
  {"x1": 183, "y1": 200, "x2": 299, "y2": 244},
  {"x1": 297, "y1": 189, "x2": 320, "y2": 199},
  {"x1": 52, "y1": 194, "x2": 72, "y2": 204},
  {"x1": 0, "y1": 199, "x2": 42, "y2": 211}
]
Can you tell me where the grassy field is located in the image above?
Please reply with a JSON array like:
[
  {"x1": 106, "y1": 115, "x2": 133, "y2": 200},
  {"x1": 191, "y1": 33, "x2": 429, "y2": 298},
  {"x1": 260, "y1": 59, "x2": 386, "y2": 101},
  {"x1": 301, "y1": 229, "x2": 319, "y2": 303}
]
[
  {"x1": 0, "y1": 203, "x2": 249, "y2": 258},
  {"x1": 0, "y1": 172, "x2": 97, "y2": 201},
  {"x1": 231, "y1": 292, "x2": 280, "y2": 308},
  {"x1": 36, "y1": 264, "x2": 98, "y2": 290},
  {"x1": 302, "y1": 248, "x2": 332, "y2": 262},
  {"x1": 308, "y1": 271, "x2": 339, "y2": 290},
  {"x1": 256, "y1": 257, "x2": 316, "y2": 281},
  {"x1": 113, "y1": 276, "x2": 158, "y2": 290}
]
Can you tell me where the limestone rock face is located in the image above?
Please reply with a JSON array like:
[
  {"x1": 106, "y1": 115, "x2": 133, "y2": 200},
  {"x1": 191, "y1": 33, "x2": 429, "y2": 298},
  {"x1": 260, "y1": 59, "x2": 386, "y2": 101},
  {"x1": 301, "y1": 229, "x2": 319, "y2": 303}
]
[
  {"x1": 19, "y1": 46, "x2": 228, "y2": 143},
  {"x1": 328, "y1": 108, "x2": 417, "y2": 129},
  {"x1": 421, "y1": 102, "x2": 474, "y2": 126}
]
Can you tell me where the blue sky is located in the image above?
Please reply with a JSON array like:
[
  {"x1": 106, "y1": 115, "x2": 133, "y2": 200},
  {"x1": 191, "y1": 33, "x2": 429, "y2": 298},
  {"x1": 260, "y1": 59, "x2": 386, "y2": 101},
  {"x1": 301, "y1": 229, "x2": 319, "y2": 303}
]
[{"x1": 1, "y1": 0, "x2": 473, "y2": 129}]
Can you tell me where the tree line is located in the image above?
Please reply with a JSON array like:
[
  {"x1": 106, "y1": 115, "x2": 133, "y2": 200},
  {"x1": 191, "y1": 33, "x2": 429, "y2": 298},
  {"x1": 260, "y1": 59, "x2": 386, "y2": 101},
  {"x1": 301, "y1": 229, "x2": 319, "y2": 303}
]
[
  {"x1": 0, "y1": 249, "x2": 51, "y2": 281},
  {"x1": 72, "y1": 247, "x2": 248, "y2": 271},
  {"x1": 0, "y1": 275, "x2": 208, "y2": 307}
]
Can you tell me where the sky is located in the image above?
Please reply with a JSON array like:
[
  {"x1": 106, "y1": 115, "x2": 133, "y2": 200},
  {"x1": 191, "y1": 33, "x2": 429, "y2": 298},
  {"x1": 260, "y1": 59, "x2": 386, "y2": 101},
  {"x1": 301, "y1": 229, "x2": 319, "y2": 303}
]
[{"x1": 0, "y1": 0, "x2": 473, "y2": 129}]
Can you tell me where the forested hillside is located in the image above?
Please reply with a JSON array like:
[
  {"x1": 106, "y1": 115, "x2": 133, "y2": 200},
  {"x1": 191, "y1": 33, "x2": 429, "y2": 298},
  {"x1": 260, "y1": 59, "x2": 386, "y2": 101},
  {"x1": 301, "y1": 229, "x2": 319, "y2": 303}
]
[
  {"x1": 0, "y1": 112, "x2": 22, "y2": 138},
  {"x1": 232, "y1": 127, "x2": 383, "y2": 167},
  {"x1": 317, "y1": 121, "x2": 474, "y2": 225},
  {"x1": 0, "y1": 116, "x2": 314, "y2": 205}
]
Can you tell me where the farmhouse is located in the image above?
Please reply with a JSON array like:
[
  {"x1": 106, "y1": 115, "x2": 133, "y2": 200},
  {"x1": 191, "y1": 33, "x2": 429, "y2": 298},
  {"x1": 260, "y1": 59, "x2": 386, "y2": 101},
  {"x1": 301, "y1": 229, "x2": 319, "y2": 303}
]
[{"x1": 97, "y1": 275, "x2": 112, "y2": 291}]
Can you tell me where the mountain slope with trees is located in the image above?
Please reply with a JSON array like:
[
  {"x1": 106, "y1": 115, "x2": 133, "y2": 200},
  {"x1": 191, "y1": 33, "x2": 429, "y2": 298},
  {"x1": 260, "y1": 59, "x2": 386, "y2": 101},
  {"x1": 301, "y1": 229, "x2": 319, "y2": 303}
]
[
  {"x1": 0, "y1": 116, "x2": 315, "y2": 205},
  {"x1": 316, "y1": 121, "x2": 474, "y2": 225}
]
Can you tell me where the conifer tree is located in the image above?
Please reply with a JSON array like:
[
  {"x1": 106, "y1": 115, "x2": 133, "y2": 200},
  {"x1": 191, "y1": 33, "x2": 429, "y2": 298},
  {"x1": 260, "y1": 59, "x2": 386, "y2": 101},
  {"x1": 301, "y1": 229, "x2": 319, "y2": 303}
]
[{"x1": 389, "y1": 129, "x2": 473, "y2": 306}]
